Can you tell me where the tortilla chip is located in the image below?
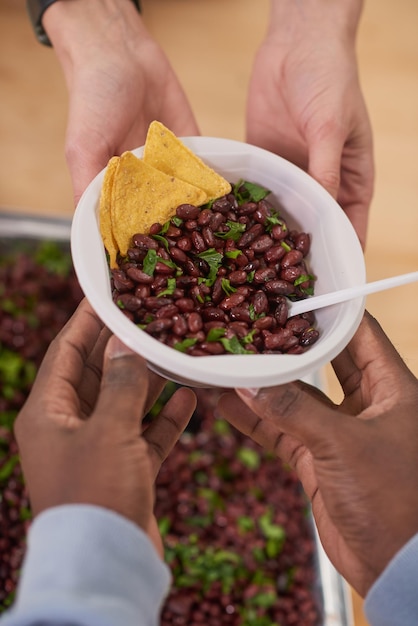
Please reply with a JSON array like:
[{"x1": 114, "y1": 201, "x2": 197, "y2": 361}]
[
  {"x1": 99, "y1": 155, "x2": 119, "y2": 268},
  {"x1": 111, "y1": 151, "x2": 207, "y2": 256},
  {"x1": 143, "y1": 120, "x2": 231, "y2": 200}
]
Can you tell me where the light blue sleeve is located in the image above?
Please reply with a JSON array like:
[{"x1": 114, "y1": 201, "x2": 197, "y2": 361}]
[
  {"x1": 364, "y1": 532, "x2": 418, "y2": 626},
  {"x1": 0, "y1": 504, "x2": 171, "y2": 626}
]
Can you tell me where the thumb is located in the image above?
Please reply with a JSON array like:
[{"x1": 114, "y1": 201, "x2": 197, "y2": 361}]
[
  {"x1": 93, "y1": 336, "x2": 149, "y2": 427},
  {"x1": 307, "y1": 131, "x2": 343, "y2": 201},
  {"x1": 235, "y1": 382, "x2": 342, "y2": 451}
]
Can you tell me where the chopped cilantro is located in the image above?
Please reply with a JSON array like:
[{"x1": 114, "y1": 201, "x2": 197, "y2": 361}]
[
  {"x1": 143, "y1": 249, "x2": 158, "y2": 275},
  {"x1": 232, "y1": 180, "x2": 271, "y2": 204},
  {"x1": 215, "y1": 221, "x2": 246, "y2": 241},
  {"x1": 157, "y1": 277, "x2": 176, "y2": 297},
  {"x1": 173, "y1": 337, "x2": 198, "y2": 352},
  {"x1": 221, "y1": 278, "x2": 237, "y2": 296}
]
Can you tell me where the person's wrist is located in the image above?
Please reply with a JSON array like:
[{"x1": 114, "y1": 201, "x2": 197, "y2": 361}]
[
  {"x1": 28, "y1": 0, "x2": 141, "y2": 47},
  {"x1": 268, "y1": 0, "x2": 363, "y2": 45}
]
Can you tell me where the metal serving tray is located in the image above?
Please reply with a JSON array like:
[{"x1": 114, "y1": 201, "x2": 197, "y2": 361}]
[{"x1": 0, "y1": 209, "x2": 354, "y2": 626}]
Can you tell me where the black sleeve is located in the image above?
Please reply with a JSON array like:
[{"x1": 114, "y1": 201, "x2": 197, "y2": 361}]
[{"x1": 26, "y1": 0, "x2": 141, "y2": 46}]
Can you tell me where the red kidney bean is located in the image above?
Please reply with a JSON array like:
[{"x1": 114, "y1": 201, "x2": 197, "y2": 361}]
[
  {"x1": 135, "y1": 284, "x2": 150, "y2": 299},
  {"x1": 199, "y1": 341, "x2": 225, "y2": 355},
  {"x1": 170, "y1": 247, "x2": 188, "y2": 264},
  {"x1": 132, "y1": 233, "x2": 159, "y2": 250},
  {"x1": 191, "y1": 231, "x2": 206, "y2": 253},
  {"x1": 172, "y1": 315, "x2": 188, "y2": 336},
  {"x1": 156, "y1": 304, "x2": 179, "y2": 319},
  {"x1": 149, "y1": 222, "x2": 162, "y2": 235},
  {"x1": 184, "y1": 219, "x2": 198, "y2": 231},
  {"x1": 176, "y1": 204, "x2": 201, "y2": 220},
  {"x1": 176, "y1": 298, "x2": 195, "y2": 313},
  {"x1": 295, "y1": 232, "x2": 311, "y2": 256},
  {"x1": 177, "y1": 236, "x2": 193, "y2": 252},
  {"x1": 264, "y1": 280, "x2": 294, "y2": 296},
  {"x1": 212, "y1": 197, "x2": 232, "y2": 214},
  {"x1": 155, "y1": 261, "x2": 175, "y2": 274},
  {"x1": 286, "y1": 317, "x2": 311, "y2": 335},
  {"x1": 151, "y1": 275, "x2": 167, "y2": 291},
  {"x1": 209, "y1": 212, "x2": 225, "y2": 231},
  {"x1": 127, "y1": 247, "x2": 146, "y2": 262},
  {"x1": 228, "y1": 270, "x2": 247, "y2": 285},
  {"x1": 219, "y1": 293, "x2": 246, "y2": 311},
  {"x1": 201, "y1": 307, "x2": 228, "y2": 322},
  {"x1": 165, "y1": 225, "x2": 182, "y2": 238},
  {"x1": 237, "y1": 223, "x2": 263, "y2": 248},
  {"x1": 144, "y1": 296, "x2": 173, "y2": 310},
  {"x1": 229, "y1": 307, "x2": 252, "y2": 323},
  {"x1": 145, "y1": 318, "x2": 173, "y2": 334},
  {"x1": 184, "y1": 259, "x2": 200, "y2": 277},
  {"x1": 252, "y1": 290, "x2": 269, "y2": 315},
  {"x1": 264, "y1": 244, "x2": 286, "y2": 263},
  {"x1": 253, "y1": 267, "x2": 276, "y2": 284},
  {"x1": 264, "y1": 327, "x2": 294, "y2": 350},
  {"x1": 236, "y1": 201, "x2": 257, "y2": 216},
  {"x1": 197, "y1": 208, "x2": 212, "y2": 226},
  {"x1": 274, "y1": 298, "x2": 290, "y2": 326},
  {"x1": 202, "y1": 226, "x2": 216, "y2": 248},
  {"x1": 126, "y1": 266, "x2": 154, "y2": 284},
  {"x1": 111, "y1": 269, "x2": 135, "y2": 291},
  {"x1": 281, "y1": 266, "x2": 302, "y2": 282},
  {"x1": 250, "y1": 234, "x2": 274, "y2": 254},
  {"x1": 300, "y1": 327, "x2": 320, "y2": 346},
  {"x1": 281, "y1": 249, "x2": 304, "y2": 268},
  {"x1": 234, "y1": 251, "x2": 248, "y2": 268},
  {"x1": 187, "y1": 312, "x2": 203, "y2": 333},
  {"x1": 253, "y1": 315, "x2": 275, "y2": 331},
  {"x1": 115, "y1": 293, "x2": 143, "y2": 311}
]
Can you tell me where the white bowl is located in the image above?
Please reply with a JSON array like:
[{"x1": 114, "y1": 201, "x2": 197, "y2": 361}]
[{"x1": 71, "y1": 137, "x2": 366, "y2": 388}]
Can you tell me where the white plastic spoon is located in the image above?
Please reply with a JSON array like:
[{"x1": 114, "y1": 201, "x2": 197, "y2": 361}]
[{"x1": 288, "y1": 270, "x2": 418, "y2": 317}]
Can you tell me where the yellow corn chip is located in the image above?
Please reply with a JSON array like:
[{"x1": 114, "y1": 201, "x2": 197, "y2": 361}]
[
  {"x1": 111, "y1": 151, "x2": 207, "y2": 256},
  {"x1": 99, "y1": 155, "x2": 119, "y2": 268},
  {"x1": 143, "y1": 120, "x2": 231, "y2": 200}
]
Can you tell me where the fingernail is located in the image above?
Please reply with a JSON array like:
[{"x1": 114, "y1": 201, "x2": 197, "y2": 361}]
[
  {"x1": 236, "y1": 387, "x2": 259, "y2": 399},
  {"x1": 107, "y1": 336, "x2": 133, "y2": 358}
]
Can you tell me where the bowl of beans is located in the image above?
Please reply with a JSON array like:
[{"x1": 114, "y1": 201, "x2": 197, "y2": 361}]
[{"x1": 71, "y1": 137, "x2": 366, "y2": 388}]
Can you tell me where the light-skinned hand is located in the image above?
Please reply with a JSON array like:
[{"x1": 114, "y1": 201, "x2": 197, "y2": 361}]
[
  {"x1": 246, "y1": 0, "x2": 374, "y2": 248},
  {"x1": 43, "y1": 0, "x2": 200, "y2": 205}
]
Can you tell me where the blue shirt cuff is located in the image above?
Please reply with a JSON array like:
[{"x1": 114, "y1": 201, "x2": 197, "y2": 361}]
[
  {"x1": 2, "y1": 504, "x2": 171, "y2": 626},
  {"x1": 364, "y1": 532, "x2": 418, "y2": 626}
]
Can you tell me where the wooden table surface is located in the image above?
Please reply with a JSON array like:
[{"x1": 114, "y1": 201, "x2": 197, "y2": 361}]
[{"x1": 2, "y1": 1, "x2": 418, "y2": 624}]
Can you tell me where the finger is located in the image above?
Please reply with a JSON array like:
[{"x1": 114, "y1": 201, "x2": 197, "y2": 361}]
[
  {"x1": 332, "y1": 311, "x2": 418, "y2": 407},
  {"x1": 234, "y1": 380, "x2": 344, "y2": 454},
  {"x1": 30, "y1": 299, "x2": 104, "y2": 398},
  {"x1": 93, "y1": 336, "x2": 149, "y2": 428},
  {"x1": 144, "y1": 387, "x2": 197, "y2": 478},
  {"x1": 217, "y1": 391, "x2": 318, "y2": 496},
  {"x1": 144, "y1": 369, "x2": 168, "y2": 416},
  {"x1": 76, "y1": 325, "x2": 112, "y2": 419},
  {"x1": 307, "y1": 127, "x2": 344, "y2": 201}
]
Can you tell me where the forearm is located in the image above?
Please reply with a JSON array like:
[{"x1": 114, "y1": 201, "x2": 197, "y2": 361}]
[
  {"x1": 42, "y1": 0, "x2": 148, "y2": 84},
  {"x1": 268, "y1": 0, "x2": 364, "y2": 45}
]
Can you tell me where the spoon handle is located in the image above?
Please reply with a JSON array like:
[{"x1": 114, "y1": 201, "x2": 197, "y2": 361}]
[{"x1": 289, "y1": 270, "x2": 418, "y2": 317}]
